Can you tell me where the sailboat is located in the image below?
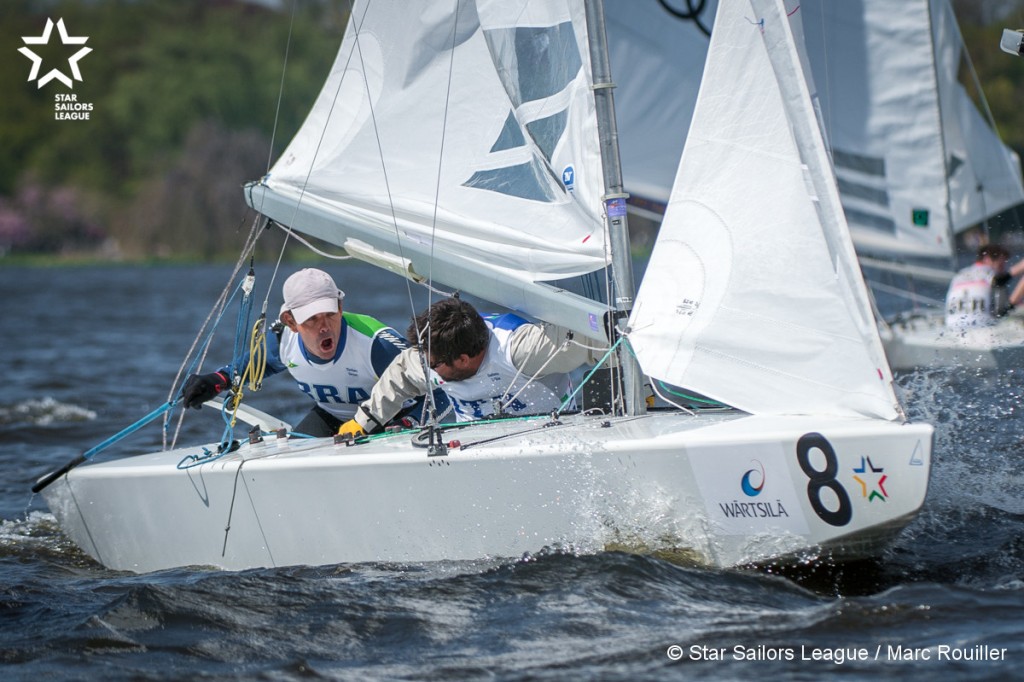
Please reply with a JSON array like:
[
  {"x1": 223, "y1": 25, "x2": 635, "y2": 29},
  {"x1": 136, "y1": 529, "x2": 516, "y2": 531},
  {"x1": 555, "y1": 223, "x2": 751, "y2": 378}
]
[
  {"x1": 797, "y1": 0, "x2": 1024, "y2": 371},
  {"x1": 606, "y1": 0, "x2": 1024, "y2": 371},
  {"x1": 38, "y1": 0, "x2": 931, "y2": 574}
]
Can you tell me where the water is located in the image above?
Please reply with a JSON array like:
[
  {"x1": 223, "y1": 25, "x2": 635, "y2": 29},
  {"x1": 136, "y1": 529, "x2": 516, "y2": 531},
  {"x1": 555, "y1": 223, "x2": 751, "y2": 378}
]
[{"x1": 2, "y1": 263, "x2": 1023, "y2": 680}]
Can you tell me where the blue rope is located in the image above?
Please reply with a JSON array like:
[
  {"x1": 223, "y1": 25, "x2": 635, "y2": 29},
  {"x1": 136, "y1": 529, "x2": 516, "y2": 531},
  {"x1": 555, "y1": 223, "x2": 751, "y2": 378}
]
[
  {"x1": 177, "y1": 445, "x2": 225, "y2": 470},
  {"x1": 174, "y1": 277, "x2": 248, "y2": 395},
  {"x1": 170, "y1": 276, "x2": 255, "y2": 466},
  {"x1": 231, "y1": 272, "x2": 256, "y2": 381},
  {"x1": 86, "y1": 402, "x2": 175, "y2": 461},
  {"x1": 616, "y1": 339, "x2": 726, "y2": 408},
  {"x1": 656, "y1": 379, "x2": 726, "y2": 406}
]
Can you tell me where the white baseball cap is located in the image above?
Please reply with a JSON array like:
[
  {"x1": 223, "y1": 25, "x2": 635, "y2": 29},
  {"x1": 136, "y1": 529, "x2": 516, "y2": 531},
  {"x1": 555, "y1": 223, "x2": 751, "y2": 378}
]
[{"x1": 280, "y1": 268, "x2": 345, "y2": 324}]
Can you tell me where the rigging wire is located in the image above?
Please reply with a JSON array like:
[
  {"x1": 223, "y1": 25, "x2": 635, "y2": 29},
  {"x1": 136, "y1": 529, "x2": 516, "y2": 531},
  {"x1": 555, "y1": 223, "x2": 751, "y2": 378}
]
[
  {"x1": 254, "y1": 0, "x2": 653, "y2": 433},
  {"x1": 264, "y1": 220, "x2": 459, "y2": 312},
  {"x1": 556, "y1": 337, "x2": 623, "y2": 415},
  {"x1": 345, "y1": 0, "x2": 436, "y2": 429},
  {"x1": 343, "y1": 0, "x2": 466, "y2": 430},
  {"x1": 165, "y1": 215, "x2": 266, "y2": 451},
  {"x1": 347, "y1": 0, "x2": 406, "y2": 282},
  {"x1": 211, "y1": 0, "x2": 300, "y2": 438},
  {"x1": 654, "y1": 379, "x2": 724, "y2": 407},
  {"x1": 268, "y1": 222, "x2": 353, "y2": 261},
  {"x1": 415, "y1": 0, "x2": 465, "y2": 427},
  {"x1": 167, "y1": 0, "x2": 301, "y2": 447},
  {"x1": 250, "y1": 0, "x2": 296, "y2": 237},
  {"x1": 256, "y1": 0, "x2": 368, "y2": 332},
  {"x1": 952, "y1": 0, "x2": 1004, "y2": 146},
  {"x1": 496, "y1": 332, "x2": 573, "y2": 416},
  {"x1": 257, "y1": 0, "x2": 459, "y2": 435},
  {"x1": 265, "y1": 0, "x2": 300, "y2": 175},
  {"x1": 868, "y1": 279, "x2": 944, "y2": 308}
]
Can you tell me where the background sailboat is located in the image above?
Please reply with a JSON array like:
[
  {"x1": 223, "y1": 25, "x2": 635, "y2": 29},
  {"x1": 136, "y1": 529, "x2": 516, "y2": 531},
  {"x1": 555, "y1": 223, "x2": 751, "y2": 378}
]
[
  {"x1": 802, "y1": 0, "x2": 1024, "y2": 370},
  {"x1": 802, "y1": 0, "x2": 1024, "y2": 263},
  {"x1": 39, "y1": 0, "x2": 931, "y2": 574},
  {"x1": 605, "y1": 0, "x2": 1024, "y2": 369}
]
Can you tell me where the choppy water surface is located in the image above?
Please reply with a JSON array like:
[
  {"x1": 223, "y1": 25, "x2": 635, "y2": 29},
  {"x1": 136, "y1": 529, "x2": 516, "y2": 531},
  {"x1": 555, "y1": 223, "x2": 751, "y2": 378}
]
[{"x1": 1, "y1": 264, "x2": 1022, "y2": 680}]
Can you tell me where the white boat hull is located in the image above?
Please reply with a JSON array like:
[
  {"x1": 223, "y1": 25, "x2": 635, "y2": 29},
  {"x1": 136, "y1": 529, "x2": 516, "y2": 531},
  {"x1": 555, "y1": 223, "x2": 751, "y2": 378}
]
[
  {"x1": 881, "y1": 310, "x2": 1024, "y2": 371},
  {"x1": 42, "y1": 411, "x2": 932, "y2": 573}
]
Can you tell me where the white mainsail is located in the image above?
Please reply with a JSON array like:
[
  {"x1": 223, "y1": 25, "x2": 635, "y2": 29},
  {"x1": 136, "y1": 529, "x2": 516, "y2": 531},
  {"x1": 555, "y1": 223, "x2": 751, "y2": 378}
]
[
  {"x1": 628, "y1": 0, "x2": 899, "y2": 420},
  {"x1": 247, "y1": 1, "x2": 614, "y2": 340}
]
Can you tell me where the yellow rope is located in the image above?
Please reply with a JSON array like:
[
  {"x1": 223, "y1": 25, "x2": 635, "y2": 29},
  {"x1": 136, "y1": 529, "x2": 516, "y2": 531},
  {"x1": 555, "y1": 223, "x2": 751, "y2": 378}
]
[{"x1": 228, "y1": 317, "x2": 268, "y2": 426}]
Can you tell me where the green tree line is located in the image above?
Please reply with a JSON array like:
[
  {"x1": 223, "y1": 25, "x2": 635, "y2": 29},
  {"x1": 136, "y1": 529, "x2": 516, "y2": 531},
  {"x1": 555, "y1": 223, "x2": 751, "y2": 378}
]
[
  {"x1": 0, "y1": 0, "x2": 345, "y2": 260},
  {"x1": 2, "y1": 0, "x2": 1024, "y2": 261},
  {"x1": 958, "y1": 1, "x2": 1024, "y2": 152}
]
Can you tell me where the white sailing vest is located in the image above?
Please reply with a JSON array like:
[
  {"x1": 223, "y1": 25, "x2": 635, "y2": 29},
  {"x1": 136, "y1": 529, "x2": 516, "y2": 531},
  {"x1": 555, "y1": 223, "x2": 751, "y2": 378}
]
[
  {"x1": 279, "y1": 315, "x2": 389, "y2": 420},
  {"x1": 945, "y1": 263, "x2": 998, "y2": 329},
  {"x1": 434, "y1": 320, "x2": 570, "y2": 422}
]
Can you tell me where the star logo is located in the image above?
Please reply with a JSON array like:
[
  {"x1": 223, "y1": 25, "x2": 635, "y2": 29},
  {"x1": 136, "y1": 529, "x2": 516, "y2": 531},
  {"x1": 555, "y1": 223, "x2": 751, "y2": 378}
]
[
  {"x1": 852, "y1": 456, "x2": 888, "y2": 503},
  {"x1": 19, "y1": 18, "x2": 92, "y2": 89}
]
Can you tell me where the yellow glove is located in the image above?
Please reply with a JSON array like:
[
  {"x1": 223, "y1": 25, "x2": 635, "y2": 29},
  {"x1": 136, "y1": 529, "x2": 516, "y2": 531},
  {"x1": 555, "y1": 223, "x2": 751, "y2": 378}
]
[{"x1": 338, "y1": 419, "x2": 366, "y2": 438}]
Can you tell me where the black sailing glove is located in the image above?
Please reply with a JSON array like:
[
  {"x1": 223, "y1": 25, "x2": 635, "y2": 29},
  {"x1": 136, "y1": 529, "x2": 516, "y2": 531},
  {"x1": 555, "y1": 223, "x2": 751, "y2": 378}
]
[{"x1": 181, "y1": 371, "x2": 230, "y2": 409}]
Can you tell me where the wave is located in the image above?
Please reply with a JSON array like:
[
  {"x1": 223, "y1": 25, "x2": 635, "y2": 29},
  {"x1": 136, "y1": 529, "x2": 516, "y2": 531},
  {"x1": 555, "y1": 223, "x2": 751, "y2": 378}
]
[
  {"x1": 0, "y1": 511, "x2": 97, "y2": 568},
  {"x1": 0, "y1": 397, "x2": 96, "y2": 426}
]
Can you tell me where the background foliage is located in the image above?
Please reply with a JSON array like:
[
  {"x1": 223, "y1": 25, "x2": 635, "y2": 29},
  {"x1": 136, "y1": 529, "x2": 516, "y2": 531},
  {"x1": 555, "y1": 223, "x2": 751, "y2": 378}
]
[
  {"x1": 0, "y1": 0, "x2": 345, "y2": 260},
  {"x1": 1, "y1": 0, "x2": 1024, "y2": 260}
]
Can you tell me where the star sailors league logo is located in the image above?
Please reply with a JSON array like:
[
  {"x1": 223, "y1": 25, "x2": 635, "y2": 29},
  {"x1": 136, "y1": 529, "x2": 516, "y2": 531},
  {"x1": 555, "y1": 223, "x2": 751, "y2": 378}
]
[
  {"x1": 19, "y1": 18, "x2": 95, "y2": 120},
  {"x1": 19, "y1": 18, "x2": 91, "y2": 88}
]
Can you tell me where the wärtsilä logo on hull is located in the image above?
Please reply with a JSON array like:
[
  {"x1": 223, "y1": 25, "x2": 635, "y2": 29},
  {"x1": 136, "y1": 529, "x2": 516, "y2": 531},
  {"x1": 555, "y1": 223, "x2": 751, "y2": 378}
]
[
  {"x1": 718, "y1": 499, "x2": 791, "y2": 519},
  {"x1": 741, "y1": 459, "x2": 765, "y2": 497}
]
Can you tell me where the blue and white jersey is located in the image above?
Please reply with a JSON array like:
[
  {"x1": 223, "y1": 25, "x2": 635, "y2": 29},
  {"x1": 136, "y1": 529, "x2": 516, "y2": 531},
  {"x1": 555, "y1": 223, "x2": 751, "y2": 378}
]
[
  {"x1": 230, "y1": 313, "x2": 406, "y2": 421},
  {"x1": 436, "y1": 314, "x2": 570, "y2": 422},
  {"x1": 945, "y1": 263, "x2": 999, "y2": 329}
]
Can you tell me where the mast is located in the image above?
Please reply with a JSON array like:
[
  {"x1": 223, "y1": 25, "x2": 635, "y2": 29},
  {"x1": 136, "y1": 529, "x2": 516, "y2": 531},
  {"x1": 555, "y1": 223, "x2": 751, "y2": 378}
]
[{"x1": 583, "y1": 0, "x2": 646, "y2": 416}]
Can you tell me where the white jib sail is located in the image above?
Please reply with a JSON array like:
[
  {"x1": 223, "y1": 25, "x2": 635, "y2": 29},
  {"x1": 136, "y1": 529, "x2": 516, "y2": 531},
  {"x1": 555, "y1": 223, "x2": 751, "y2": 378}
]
[{"x1": 627, "y1": 0, "x2": 900, "y2": 421}]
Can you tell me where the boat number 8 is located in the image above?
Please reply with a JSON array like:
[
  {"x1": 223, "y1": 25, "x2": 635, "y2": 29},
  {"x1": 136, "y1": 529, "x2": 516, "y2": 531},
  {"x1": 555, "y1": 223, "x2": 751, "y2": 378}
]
[{"x1": 796, "y1": 433, "x2": 852, "y2": 527}]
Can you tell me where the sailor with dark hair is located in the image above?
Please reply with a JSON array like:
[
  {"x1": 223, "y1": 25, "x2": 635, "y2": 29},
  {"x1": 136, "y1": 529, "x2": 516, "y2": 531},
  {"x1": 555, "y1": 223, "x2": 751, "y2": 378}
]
[{"x1": 338, "y1": 297, "x2": 606, "y2": 436}]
